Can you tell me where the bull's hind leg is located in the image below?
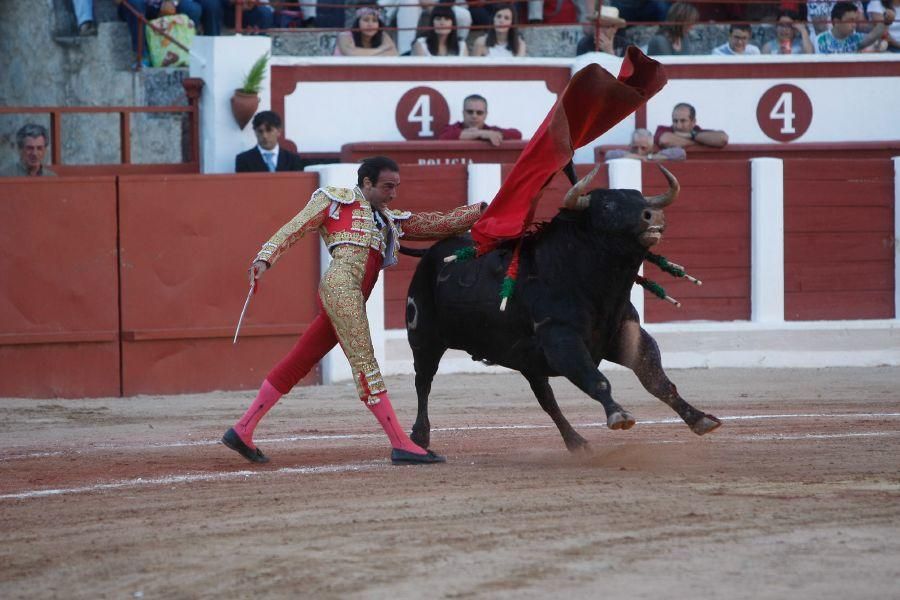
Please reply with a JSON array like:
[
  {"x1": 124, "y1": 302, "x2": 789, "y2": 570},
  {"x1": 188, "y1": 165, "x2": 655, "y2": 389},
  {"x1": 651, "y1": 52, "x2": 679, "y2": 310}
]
[
  {"x1": 538, "y1": 326, "x2": 635, "y2": 431},
  {"x1": 524, "y1": 374, "x2": 589, "y2": 452},
  {"x1": 609, "y1": 312, "x2": 721, "y2": 435}
]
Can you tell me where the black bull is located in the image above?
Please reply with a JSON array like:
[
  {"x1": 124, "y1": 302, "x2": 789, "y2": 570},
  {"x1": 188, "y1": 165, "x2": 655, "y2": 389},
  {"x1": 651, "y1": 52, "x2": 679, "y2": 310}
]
[{"x1": 404, "y1": 167, "x2": 721, "y2": 452}]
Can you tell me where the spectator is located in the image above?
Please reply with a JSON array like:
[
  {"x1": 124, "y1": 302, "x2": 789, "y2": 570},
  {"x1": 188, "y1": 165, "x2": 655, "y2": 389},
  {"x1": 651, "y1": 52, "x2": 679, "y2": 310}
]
[
  {"x1": 235, "y1": 111, "x2": 307, "y2": 172},
  {"x1": 397, "y1": 1, "x2": 472, "y2": 57},
  {"x1": 116, "y1": 0, "x2": 222, "y2": 64},
  {"x1": 604, "y1": 128, "x2": 686, "y2": 161},
  {"x1": 868, "y1": 0, "x2": 900, "y2": 52},
  {"x1": 536, "y1": 0, "x2": 593, "y2": 24},
  {"x1": 647, "y1": 2, "x2": 699, "y2": 56},
  {"x1": 711, "y1": 23, "x2": 761, "y2": 55},
  {"x1": 762, "y1": 11, "x2": 814, "y2": 54},
  {"x1": 438, "y1": 94, "x2": 522, "y2": 146},
  {"x1": 817, "y1": 2, "x2": 894, "y2": 53},
  {"x1": 335, "y1": 5, "x2": 399, "y2": 56},
  {"x1": 654, "y1": 102, "x2": 728, "y2": 150},
  {"x1": 72, "y1": 0, "x2": 96, "y2": 36},
  {"x1": 1, "y1": 124, "x2": 57, "y2": 177},
  {"x1": 222, "y1": 0, "x2": 275, "y2": 31},
  {"x1": 575, "y1": 5, "x2": 627, "y2": 56},
  {"x1": 471, "y1": 4, "x2": 527, "y2": 57},
  {"x1": 805, "y1": 0, "x2": 865, "y2": 39},
  {"x1": 612, "y1": 0, "x2": 669, "y2": 23},
  {"x1": 411, "y1": 5, "x2": 468, "y2": 56}
]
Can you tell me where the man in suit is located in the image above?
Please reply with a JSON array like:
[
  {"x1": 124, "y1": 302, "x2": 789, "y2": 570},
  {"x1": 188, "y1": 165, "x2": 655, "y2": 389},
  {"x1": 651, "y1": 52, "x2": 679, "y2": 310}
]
[{"x1": 235, "y1": 110, "x2": 306, "y2": 173}]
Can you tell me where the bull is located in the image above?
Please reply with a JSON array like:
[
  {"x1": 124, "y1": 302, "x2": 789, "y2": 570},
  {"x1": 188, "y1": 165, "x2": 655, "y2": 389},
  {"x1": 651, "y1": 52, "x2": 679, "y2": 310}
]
[{"x1": 404, "y1": 165, "x2": 722, "y2": 452}]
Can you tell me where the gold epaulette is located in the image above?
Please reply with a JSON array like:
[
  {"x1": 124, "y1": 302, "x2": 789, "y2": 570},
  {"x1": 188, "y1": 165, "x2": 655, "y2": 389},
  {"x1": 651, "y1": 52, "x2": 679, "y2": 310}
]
[
  {"x1": 317, "y1": 186, "x2": 362, "y2": 205},
  {"x1": 385, "y1": 208, "x2": 412, "y2": 221}
]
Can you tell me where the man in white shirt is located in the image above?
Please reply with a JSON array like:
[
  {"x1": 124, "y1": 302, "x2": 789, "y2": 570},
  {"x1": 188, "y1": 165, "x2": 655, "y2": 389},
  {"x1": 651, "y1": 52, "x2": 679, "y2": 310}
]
[{"x1": 712, "y1": 24, "x2": 762, "y2": 55}]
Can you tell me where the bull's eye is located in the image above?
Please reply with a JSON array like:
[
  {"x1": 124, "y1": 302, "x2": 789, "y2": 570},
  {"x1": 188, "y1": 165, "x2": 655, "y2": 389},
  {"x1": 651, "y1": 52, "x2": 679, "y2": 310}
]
[{"x1": 642, "y1": 210, "x2": 652, "y2": 221}]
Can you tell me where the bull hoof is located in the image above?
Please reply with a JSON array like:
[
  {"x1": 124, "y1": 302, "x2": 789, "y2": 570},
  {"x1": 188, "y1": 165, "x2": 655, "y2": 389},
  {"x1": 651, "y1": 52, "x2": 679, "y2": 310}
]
[
  {"x1": 564, "y1": 432, "x2": 590, "y2": 453},
  {"x1": 410, "y1": 429, "x2": 430, "y2": 450},
  {"x1": 607, "y1": 411, "x2": 636, "y2": 431},
  {"x1": 691, "y1": 414, "x2": 722, "y2": 436}
]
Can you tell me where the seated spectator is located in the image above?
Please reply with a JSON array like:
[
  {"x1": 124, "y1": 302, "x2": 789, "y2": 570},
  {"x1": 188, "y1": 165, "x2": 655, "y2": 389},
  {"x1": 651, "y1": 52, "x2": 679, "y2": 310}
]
[
  {"x1": 235, "y1": 111, "x2": 308, "y2": 172},
  {"x1": 817, "y1": 2, "x2": 894, "y2": 53},
  {"x1": 575, "y1": 5, "x2": 627, "y2": 56},
  {"x1": 397, "y1": 0, "x2": 472, "y2": 57},
  {"x1": 654, "y1": 102, "x2": 729, "y2": 150},
  {"x1": 806, "y1": 1, "x2": 866, "y2": 39},
  {"x1": 116, "y1": 0, "x2": 222, "y2": 65},
  {"x1": 146, "y1": 1, "x2": 197, "y2": 67},
  {"x1": 471, "y1": 4, "x2": 527, "y2": 57},
  {"x1": 712, "y1": 24, "x2": 761, "y2": 55},
  {"x1": 335, "y1": 5, "x2": 399, "y2": 56},
  {"x1": 604, "y1": 128, "x2": 687, "y2": 162},
  {"x1": 537, "y1": 0, "x2": 591, "y2": 24},
  {"x1": 1, "y1": 124, "x2": 57, "y2": 177},
  {"x1": 868, "y1": 0, "x2": 900, "y2": 52},
  {"x1": 762, "y1": 11, "x2": 814, "y2": 54},
  {"x1": 412, "y1": 5, "x2": 468, "y2": 56},
  {"x1": 647, "y1": 3, "x2": 699, "y2": 56},
  {"x1": 438, "y1": 94, "x2": 522, "y2": 146},
  {"x1": 72, "y1": 0, "x2": 96, "y2": 36},
  {"x1": 611, "y1": 0, "x2": 669, "y2": 23},
  {"x1": 222, "y1": 0, "x2": 275, "y2": 32}
]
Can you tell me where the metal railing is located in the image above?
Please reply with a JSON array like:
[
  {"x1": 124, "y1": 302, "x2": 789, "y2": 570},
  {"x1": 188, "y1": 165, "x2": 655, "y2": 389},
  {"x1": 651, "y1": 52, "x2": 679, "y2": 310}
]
[{"x1": 0, "y1": 79, "x2": 204, "y2": 174}]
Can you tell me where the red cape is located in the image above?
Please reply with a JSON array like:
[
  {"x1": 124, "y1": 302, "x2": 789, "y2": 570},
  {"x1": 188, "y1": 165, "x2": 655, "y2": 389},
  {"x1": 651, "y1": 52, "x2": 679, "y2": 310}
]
[{"x1": 471, "y1": 47, "x2": 668, "y2": 253}]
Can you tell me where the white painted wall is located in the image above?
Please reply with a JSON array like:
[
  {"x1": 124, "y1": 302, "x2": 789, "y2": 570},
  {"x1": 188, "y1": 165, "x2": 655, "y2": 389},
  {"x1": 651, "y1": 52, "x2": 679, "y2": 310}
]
[
  {"x1": 190, "y1": 36, "x2": 272, "y2": 174},
  {"x1": 608, "y1": 158, "x2": 645, "y2": 320}
]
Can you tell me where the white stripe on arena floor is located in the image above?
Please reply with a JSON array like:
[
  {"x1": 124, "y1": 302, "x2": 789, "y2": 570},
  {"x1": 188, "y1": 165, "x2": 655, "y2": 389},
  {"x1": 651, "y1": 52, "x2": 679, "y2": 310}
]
[{"x1": 2, "y1": 412, "x2": 899, "y2": 501}]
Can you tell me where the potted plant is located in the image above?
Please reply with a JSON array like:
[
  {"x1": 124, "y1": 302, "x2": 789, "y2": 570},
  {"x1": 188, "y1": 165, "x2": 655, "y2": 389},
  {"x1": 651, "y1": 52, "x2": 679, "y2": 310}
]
[{"x1": 231, "y1": 52, "x2": 269, "y2": 129}]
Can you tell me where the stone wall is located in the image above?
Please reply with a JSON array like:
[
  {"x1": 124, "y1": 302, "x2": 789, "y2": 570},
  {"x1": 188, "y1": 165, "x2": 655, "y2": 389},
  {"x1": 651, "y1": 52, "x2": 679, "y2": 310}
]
[{"x1": 0, "y1": 0, "x2": 190, "y2": 171}]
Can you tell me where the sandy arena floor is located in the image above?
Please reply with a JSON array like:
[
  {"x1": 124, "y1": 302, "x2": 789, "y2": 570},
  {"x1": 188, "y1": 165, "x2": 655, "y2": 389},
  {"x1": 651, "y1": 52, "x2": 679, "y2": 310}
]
[{"x1": 1, "y1": 367, "x2": 899, "y2": 599}]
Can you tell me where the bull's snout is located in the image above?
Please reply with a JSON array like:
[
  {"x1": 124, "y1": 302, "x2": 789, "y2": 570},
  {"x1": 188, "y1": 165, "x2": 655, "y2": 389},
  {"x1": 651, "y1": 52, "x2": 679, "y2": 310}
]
[{"x1": 640, "y1": 208, "x2": 665, "y2": 247}]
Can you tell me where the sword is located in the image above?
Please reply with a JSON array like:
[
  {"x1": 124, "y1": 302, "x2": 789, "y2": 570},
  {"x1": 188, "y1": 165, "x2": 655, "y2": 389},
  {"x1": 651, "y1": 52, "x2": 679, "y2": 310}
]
[{"x1": 232, "y1": 279, "x2": 258, "y2": 345}]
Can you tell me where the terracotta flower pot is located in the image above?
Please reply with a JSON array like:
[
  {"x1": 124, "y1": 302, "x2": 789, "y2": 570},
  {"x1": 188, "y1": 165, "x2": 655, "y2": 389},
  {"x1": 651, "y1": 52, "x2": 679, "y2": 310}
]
[{"x1": 231, "y1": 90, "x2": 260, "y2": 130}]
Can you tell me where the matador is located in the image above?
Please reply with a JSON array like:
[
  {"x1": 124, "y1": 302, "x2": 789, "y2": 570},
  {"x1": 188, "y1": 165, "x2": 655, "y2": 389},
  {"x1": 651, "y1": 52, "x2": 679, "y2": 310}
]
[{"x1": 223, "y1": 156, "x2": 485, "y2": 465}]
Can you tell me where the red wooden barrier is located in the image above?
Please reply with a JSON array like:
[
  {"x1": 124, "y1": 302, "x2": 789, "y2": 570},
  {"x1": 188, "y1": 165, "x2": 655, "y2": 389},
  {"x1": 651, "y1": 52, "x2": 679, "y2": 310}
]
[
  {"x1": 641, "y1": 161, "x2": 752, "y2": 323},
  {"x1": 117, "y1": 173, "x2": 322, "y2": 395},
  {"x1": 0, "y1": 177, "x2": 120, "y2": 398},
  {"x1": 784, "y1": 159, "x2": 895, "y2": 320},
  {"x1": 383, "y1": 165, "x2": 470, "y2": 329}
]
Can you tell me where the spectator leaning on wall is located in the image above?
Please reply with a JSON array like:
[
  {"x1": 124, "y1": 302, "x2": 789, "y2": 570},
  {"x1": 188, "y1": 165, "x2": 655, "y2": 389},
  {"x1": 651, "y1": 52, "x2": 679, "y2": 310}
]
[
  {"x1": 1, "y1": 124, "x2": 57, "y2": 177},
  {"x1": 604, "y1": 128, "x2": 687, "y2": 162},
  {"x1": 438, "y1": 94, "x2": 522, "y2": 147},
  {"x1": 817, "y1": 2, "x2": 895, "y2": 53},
  {"x1": 654, "y1": 103, "x2": 729, "y2": 150}
]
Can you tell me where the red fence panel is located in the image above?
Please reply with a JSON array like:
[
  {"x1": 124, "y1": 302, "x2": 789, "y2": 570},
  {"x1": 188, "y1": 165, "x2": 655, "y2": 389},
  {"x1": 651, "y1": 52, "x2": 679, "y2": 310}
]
[
  {"x1": 118, "y1": 173, "x2": 322, "y2": 395},
  {"x1": 383, "y1": 165, "x2": 469, "y2": 329},
  {"x1": 0, "y1": 177, "x2": 120, "y2": 398},
  {"x1": 641, "y1": 161, "x2": 752, "y2": 322},
  {"x1": 784, "y1": 159, "x2": 894, "y2": 320}
]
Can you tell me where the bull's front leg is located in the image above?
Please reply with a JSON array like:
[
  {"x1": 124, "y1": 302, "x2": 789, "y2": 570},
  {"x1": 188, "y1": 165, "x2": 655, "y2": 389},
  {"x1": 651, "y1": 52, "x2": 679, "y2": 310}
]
[
  {"x1": 524, "y1": 374, "x2": 589, "y2": 452},
  {"x1": 538, "y1": 326, "x2": 635, "y2": 431},
  {"x1": 609, "y1": 312, "x2": 721, "y2": 435}
]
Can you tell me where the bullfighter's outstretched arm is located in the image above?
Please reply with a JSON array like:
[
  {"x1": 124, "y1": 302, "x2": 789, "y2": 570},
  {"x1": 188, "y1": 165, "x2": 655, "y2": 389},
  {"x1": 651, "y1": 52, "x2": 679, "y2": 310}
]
[
  {"x1": 254, "y1": 190, "x2": 332, "y2": 267},
  {"x1": 397, "y1": 203, "x2": 486, "y2": 241}
]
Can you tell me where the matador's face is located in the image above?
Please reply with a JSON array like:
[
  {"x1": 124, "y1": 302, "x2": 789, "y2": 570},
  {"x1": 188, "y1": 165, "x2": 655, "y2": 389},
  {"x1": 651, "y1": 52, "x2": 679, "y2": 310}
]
[{"x1": 364, "y1": 169, "x2": 400, "y2": 211}]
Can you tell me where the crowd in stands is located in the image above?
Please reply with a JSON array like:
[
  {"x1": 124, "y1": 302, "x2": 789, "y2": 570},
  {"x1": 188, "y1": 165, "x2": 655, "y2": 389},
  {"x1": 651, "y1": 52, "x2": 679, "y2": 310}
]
[{"x1": 72, "y1": 0, "x2": 897, "y2": 67}]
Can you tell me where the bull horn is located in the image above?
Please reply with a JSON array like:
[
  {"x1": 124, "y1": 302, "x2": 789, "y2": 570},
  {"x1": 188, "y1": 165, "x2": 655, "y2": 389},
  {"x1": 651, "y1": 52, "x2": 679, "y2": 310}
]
[
  {"x1": 562, "y1": 163, "x2": 602, "y2": 210},
  {"x1": 645, "y1": 164, "x2": 680, "y2": 208}
]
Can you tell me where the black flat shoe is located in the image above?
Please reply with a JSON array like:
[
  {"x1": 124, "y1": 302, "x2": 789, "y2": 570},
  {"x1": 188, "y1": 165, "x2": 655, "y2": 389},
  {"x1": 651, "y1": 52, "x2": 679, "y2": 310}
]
[
  {"x1": 391, "y1": 448, "x2": 446, "y2": 465},
  {"x1": 222, "y1": 428, "x2": 269, "y2": 463}
]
